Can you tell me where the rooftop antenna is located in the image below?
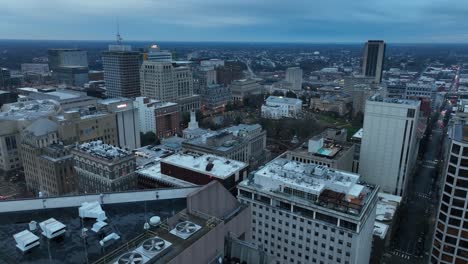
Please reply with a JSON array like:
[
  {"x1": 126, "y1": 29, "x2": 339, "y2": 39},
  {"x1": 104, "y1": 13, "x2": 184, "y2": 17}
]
[{"x1": 116, "y1": 18, "x2": 123, "y2": 45}]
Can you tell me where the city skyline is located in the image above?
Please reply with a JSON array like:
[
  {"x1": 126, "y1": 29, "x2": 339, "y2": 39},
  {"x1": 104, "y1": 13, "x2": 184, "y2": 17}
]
[{"x1": 2, "y1": 0, "x2": 468, "y2": 43}]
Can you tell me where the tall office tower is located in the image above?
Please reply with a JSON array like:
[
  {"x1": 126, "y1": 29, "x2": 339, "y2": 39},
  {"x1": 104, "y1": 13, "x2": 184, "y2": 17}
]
[
  {"x1": 429, "y1": 117, "x2": 468, "y2": 264},
  {"x1": 285, "y1": 67, "x2": 303, "y2": 92},
  {"x1": 102, "y1": 45, "x2": 141, "y2": 98},
  {"x1": 72, "y1": 140, "x2": 136, "y2": 193},
  {"x1": 359, "y1": 97, "x2": 420, "y2": 196},
  {"x1": 146, "y1": 44, "x2": 172, "y2": 62},
  {"x1": 237, "y1": 155, "x2": 379, "y2": 264},
  {"x1": 140, "y1": 61, "x2": 193, "y2": 102},
  {"x1": 98, "y1": 98, "x2": 141, "y2": 150},
  {"x1": 48, "y1": 49, "x2": 89, "y2": 86},
  {"x1": 362, "y1": 40, "x2": 386, "y2": 83}
]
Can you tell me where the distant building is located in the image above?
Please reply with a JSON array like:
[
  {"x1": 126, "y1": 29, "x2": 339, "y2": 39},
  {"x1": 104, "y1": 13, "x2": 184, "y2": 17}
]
[
  {"x1": 216, "y1": 61, "x2": 243, "y2": 86},
  {"x1": 183, "y1": 124, "x2": 268, "y2": 169},
  {"x1": 287, "y1": 128, "x2": 355, "y2": 171},
  {"x1": 52, "y1": 109, "x2": 118, "y2": 146},
  {"x1": 102, "y1": 46, "x2": 141, "y2": 98},
  {"x1": 146, "y1": 44, "x2": 172, "y2": 62},
  {"x1": 0, "y1": 90, "x2": 18, "y2": 108},
  {"x1": 140, "y1": 61, "x2": 193, "y2": 103},
  {"x1": 261, "y1": 96, "x2": 302, "y2": 119},
  {"x1": 201, "y1": 84, "x2": 232, "y2": 112},
  {"x1": 350, "y1": 84, "x2": 387, "y2": 116},
  {"x1": 21, "y1": 119, "x2": 76, "y2": 197},
  {"x1": 134, "y1": 97, "x2": 180, "y2": 139},
  {"x1": 21, "y1": 63, "x2": 50, "y2": 77},
  {"x1": 200, "y1": 59, "x2": 225, "y2": 68},
  {"x1": 405, "y1": 82, "x2": 437, "y2": 100},
  {"x1": 0, "y1": 68, "x2": 11, "y2": 90},
  {"x1": 238, "y1": 155, "x2": 379, "y2": 264},
  {"x1": 98, "y1": 98, "x2": 141, "y2": 150},
  {"x1": 362, "y1": 40, "x2": 386, "y2": 83},
  {"x1": 310, "y1": 93, "x2": 352, "y2": 116},
  {"x1": 48, "y1": 49, "x2": 89, "y2": 86},
  {"x1": 350, "y1": 128, "x2": 363, "y2": 173},
  {"x1": 343, "y1": 75, "x2": 376, "y2": 95},
  {"x1": 193, "y1": 66, "x2": 217, "y2": 94},
  {"x1": 229, "y1": 78, "x2": 262, "y2": 102},
  {"x1": 285, "y1": 67, "x2": 303, "y2": 91},
  {"x1": 17, "y1": 87, "x2": 97, "y2": 110},
  {"x1": 359, "y1": 97, "x2": 420, "y2": 196},
  {"x1": 0, "y1": 100, "x2": 61, "y2": 171},
  {"x1": 72, "y1": 140, "x2": 136, "y2": 193}
]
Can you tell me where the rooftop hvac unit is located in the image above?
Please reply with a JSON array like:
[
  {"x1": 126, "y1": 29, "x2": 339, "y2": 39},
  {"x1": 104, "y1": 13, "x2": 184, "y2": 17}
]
[
  {"x1": 113, "y1": 251, "x2": 149, "y2": 264},
  {"x1": 149, "y1": 216, "x2": 161, "y2": 226},
  {"x1": 79, "y1": 201, "x2": 107, "y2": 221},
  {"x1": 13, "y1": 230, "x2": 40, "y2": 252},
  {"x1": 134, "y1": 236, "x2": 172, "y2": 259},
  {"x1": 39, "y1": 218, "x2": 66, "y2": 239},
  {"x1": 169, "y1": 221, "x2": 202, "y2": 240},
  {"x1": 91, "y1": 220, "x2": 108, "y2": 233}
]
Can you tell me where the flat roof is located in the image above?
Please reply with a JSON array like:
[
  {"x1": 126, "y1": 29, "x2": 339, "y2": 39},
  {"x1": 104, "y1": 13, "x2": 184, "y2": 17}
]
[
  {"x1": 373, "y1": 222, "x2": 389, "y2": 240},
  {"x1": 0, "y1": 198, "x2": 186, "y2": 263},
  {"x1": 266, "y1": 95, "x2": 302, "y2": 105},
  {"x1": 0, "y1": 100, "x2": 60, "y2": 121},
  {"x1": 137, "y1": 162, "x2": 198, "y2": 187},
  {"x1": 162, "y1": 153, "x2": 248, "y2": 179},
  {"x1": 134, "y1": 145, "x2": 175, "y2": 168},
  {"x1": 76, "y1": 140, "x2": 132, "y2": 160},
  {"x1": 351, "y1": 128, "x2": 363, "y2": 140}
]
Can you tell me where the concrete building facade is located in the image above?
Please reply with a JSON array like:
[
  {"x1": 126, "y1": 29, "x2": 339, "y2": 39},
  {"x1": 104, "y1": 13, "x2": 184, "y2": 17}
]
[{"x1": 359, "y1": 97, "x2": 420, "y2": 196}]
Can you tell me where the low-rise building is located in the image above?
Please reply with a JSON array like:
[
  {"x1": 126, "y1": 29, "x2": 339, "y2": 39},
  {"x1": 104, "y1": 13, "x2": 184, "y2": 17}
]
[
  {"x1": 183, "y1": 123, "x2": 268, "y2": 169},
  {"x1": 134, "y1": 96, "x2": 180, "y2": 139},
  {"x1": 310, "y1": 93, "x2": 352, "y2": 116},
  {"x1": 17, "y1": 87, "x2": 97, "y2": 110},
  {"x1": 201, "y1": 84, "x2": 232, "y2": 112},
  {"x1": 261, "y1": 96, "x2": 302, "y2": 119},
  {"x1": 287, "y1": 129, "x2": 355, "y2": 172},
  {"x1": 72, "y1": 140, "x2": 137, "y2": 193},
  {"x1": 229, "y1": 78, "x2": 262, "y2": 102}
]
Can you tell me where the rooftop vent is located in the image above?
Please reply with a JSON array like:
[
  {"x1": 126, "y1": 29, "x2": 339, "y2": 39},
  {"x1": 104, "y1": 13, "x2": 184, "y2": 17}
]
[
  {"x1": 206, "y1": 162, "x2": 214, "y2": 171},
  {"x1": 13, "y1": 230, "x2": 40, "y2": 252},
  {"x1": 79, "y1": 201, "x2": 107, "y2": 221},
  {"x1": 169, "y1": 221, "x2": 201, "y2": 240},
  {"x1": 39, "y1": 218, "x2": 66, "y2": 239},
  {"x1": 100, "y1": 232, "x2": 120, "y2": 247},
  {"x1": 135, "y1": 236, "x2": 172, "y2": 259}
]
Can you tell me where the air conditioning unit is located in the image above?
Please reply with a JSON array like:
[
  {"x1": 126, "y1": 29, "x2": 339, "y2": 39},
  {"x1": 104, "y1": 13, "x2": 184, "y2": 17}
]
[
  {"x1": 113, "y1": 251, "x2": 149, "y2": 264},
  {"x1": 39, "y1": 218, "x2": 66, "y2": 239},
  {"x1": 169, "y1": 221, "x2": 201, "y2": 240},
  {"x1": 91, "y1": 220, "x2": 108, "y2": 233},
  {"x1": 79, "y1": 201, "x2": 107, "y2": 221},
  {"x1": 134, "y1": 236, "x2": 172, "y2": 259},
  {"x1": 13, "y1": 230, "x2": 40, "y2": 252}
]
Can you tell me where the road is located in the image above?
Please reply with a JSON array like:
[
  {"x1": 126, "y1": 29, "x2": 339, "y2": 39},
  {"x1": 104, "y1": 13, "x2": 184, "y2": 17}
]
[{"x1": 388, "y1": 121, "x2": 444, "y2": 264}]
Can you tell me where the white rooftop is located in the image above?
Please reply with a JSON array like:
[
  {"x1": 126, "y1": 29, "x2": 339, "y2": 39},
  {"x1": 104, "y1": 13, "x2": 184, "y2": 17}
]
[
  {"x1": 373, "y1": 222, "x2": 389, "y2": 240},
  {"x1": 76, "y1": 140, "x2": 132, "y2": 160},
  {"x1": 162, "y1": 153, "x2": 248, "y2": 180},
  {"x1": 0, "y1": 100, "x2": 60, "y2": 121},
  {"x1": 266, "y1": 96, "x2": 302, "y2": 106},
  {"x1": 352, "y1": 128, "x2": 363, "y2": 140},
  {"x1": 137, "y1": 162, "x2": 198, "y2": 187},
  {"x1": 252, "y1": 158, "x2": 361, "y2": 197},
  {"x1": 376, "y1": 192, "x2": 401, "y2": 222}
]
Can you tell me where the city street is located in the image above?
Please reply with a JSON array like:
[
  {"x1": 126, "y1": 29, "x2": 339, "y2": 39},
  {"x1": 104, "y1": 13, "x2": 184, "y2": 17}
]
[{"x1": 389, "y1": 123, "x2": 444, "y2": 264}]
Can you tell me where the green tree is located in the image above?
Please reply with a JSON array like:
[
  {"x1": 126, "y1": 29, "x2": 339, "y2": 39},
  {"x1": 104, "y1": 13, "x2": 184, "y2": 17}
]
[
  {"x1": 285, "y1": 91, "x2": 297, "y2": 98},
  {"x1": 140, "y1": 132, "x2": 159, "y2": 147}
]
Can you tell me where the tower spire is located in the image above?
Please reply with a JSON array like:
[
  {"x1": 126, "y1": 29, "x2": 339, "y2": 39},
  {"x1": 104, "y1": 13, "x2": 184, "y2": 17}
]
[{"x1": 116, "y1": 18, "x2": 123, "y2": 44}]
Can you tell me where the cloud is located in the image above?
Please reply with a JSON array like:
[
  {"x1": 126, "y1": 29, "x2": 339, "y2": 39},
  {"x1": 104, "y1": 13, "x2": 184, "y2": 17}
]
[{"x1": 1, "y1": 0, "x2": 468, "y2": 42}]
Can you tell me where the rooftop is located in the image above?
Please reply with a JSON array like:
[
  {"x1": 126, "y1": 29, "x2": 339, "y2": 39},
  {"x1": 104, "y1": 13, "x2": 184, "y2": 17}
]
[
  {"x1": 137, "y1": 162, "x2": 198, "y2": 187},
  {"x1": 368, "y1": 95, "x2": 420, "y2": 105},
  {"x1": 0, "y1": 100, "x2": 60, "y2": 121},
  {"x1": 0, "y1": 190, "x2": 192, "y2": 264},
  {"x1": 75, "y1": 141, "x2": 133, "y2": 161},
  {"x1": 242, "y1": 157, "x2": 376, "y2": 217},
  {"x1": 376, "y1": 192, "x2": 401, "y2": 222},
  {"x1": 24, "y1": 118, "x2": 58, "y2": 137},
  {"x1": 373, "y1": 222, "x2": 389, "y2": 240},
  {"x1": 162, "y1": 153, "x2": 248, "y2": 180},
  {"x1": 265, "y1": 96, "x2": 302, "y2": 105},
  {"x1": 351, "y1": 128, "x2": 363, "y2": 140},
  {"x1": 134, "y1": 145, "x2": 175, "y2": 168}
]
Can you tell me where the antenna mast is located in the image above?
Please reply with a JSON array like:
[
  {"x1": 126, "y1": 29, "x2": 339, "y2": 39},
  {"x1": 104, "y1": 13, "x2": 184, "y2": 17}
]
[{"x1": 116, "y1": 18, "x2": 123, "y2": 44}]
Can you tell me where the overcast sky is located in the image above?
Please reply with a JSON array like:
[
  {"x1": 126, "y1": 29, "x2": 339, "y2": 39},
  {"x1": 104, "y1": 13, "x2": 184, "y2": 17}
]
[{"x1": 1, "y1": 0, "x2": 467, "y2": 43}]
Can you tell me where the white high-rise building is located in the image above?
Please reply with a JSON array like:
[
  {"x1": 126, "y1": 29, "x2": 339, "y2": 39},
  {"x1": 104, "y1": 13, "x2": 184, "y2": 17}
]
[
  {"x1": 285, "y1": 67, "x2": 303, "y2": 92},
  {"x1": 140, "y1": 61, "x2": 193, "y2": 102},
  {"x1": 238, "y1": 154, "x2": 379, "y2": 264},
  {"x1": 359, "y1": 97, "x2": 420, "y2": 196}
]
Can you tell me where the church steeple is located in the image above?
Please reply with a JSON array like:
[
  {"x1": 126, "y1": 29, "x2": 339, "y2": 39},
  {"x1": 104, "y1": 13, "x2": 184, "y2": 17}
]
[{"x1": 188, "y1": 109, "x2": 199, "y2": 130}]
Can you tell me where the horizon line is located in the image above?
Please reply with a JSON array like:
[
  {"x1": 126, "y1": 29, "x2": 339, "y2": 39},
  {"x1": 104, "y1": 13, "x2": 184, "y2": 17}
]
[{"x1": 1, "y1": 38, "x2": 468, "y2": 45}]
